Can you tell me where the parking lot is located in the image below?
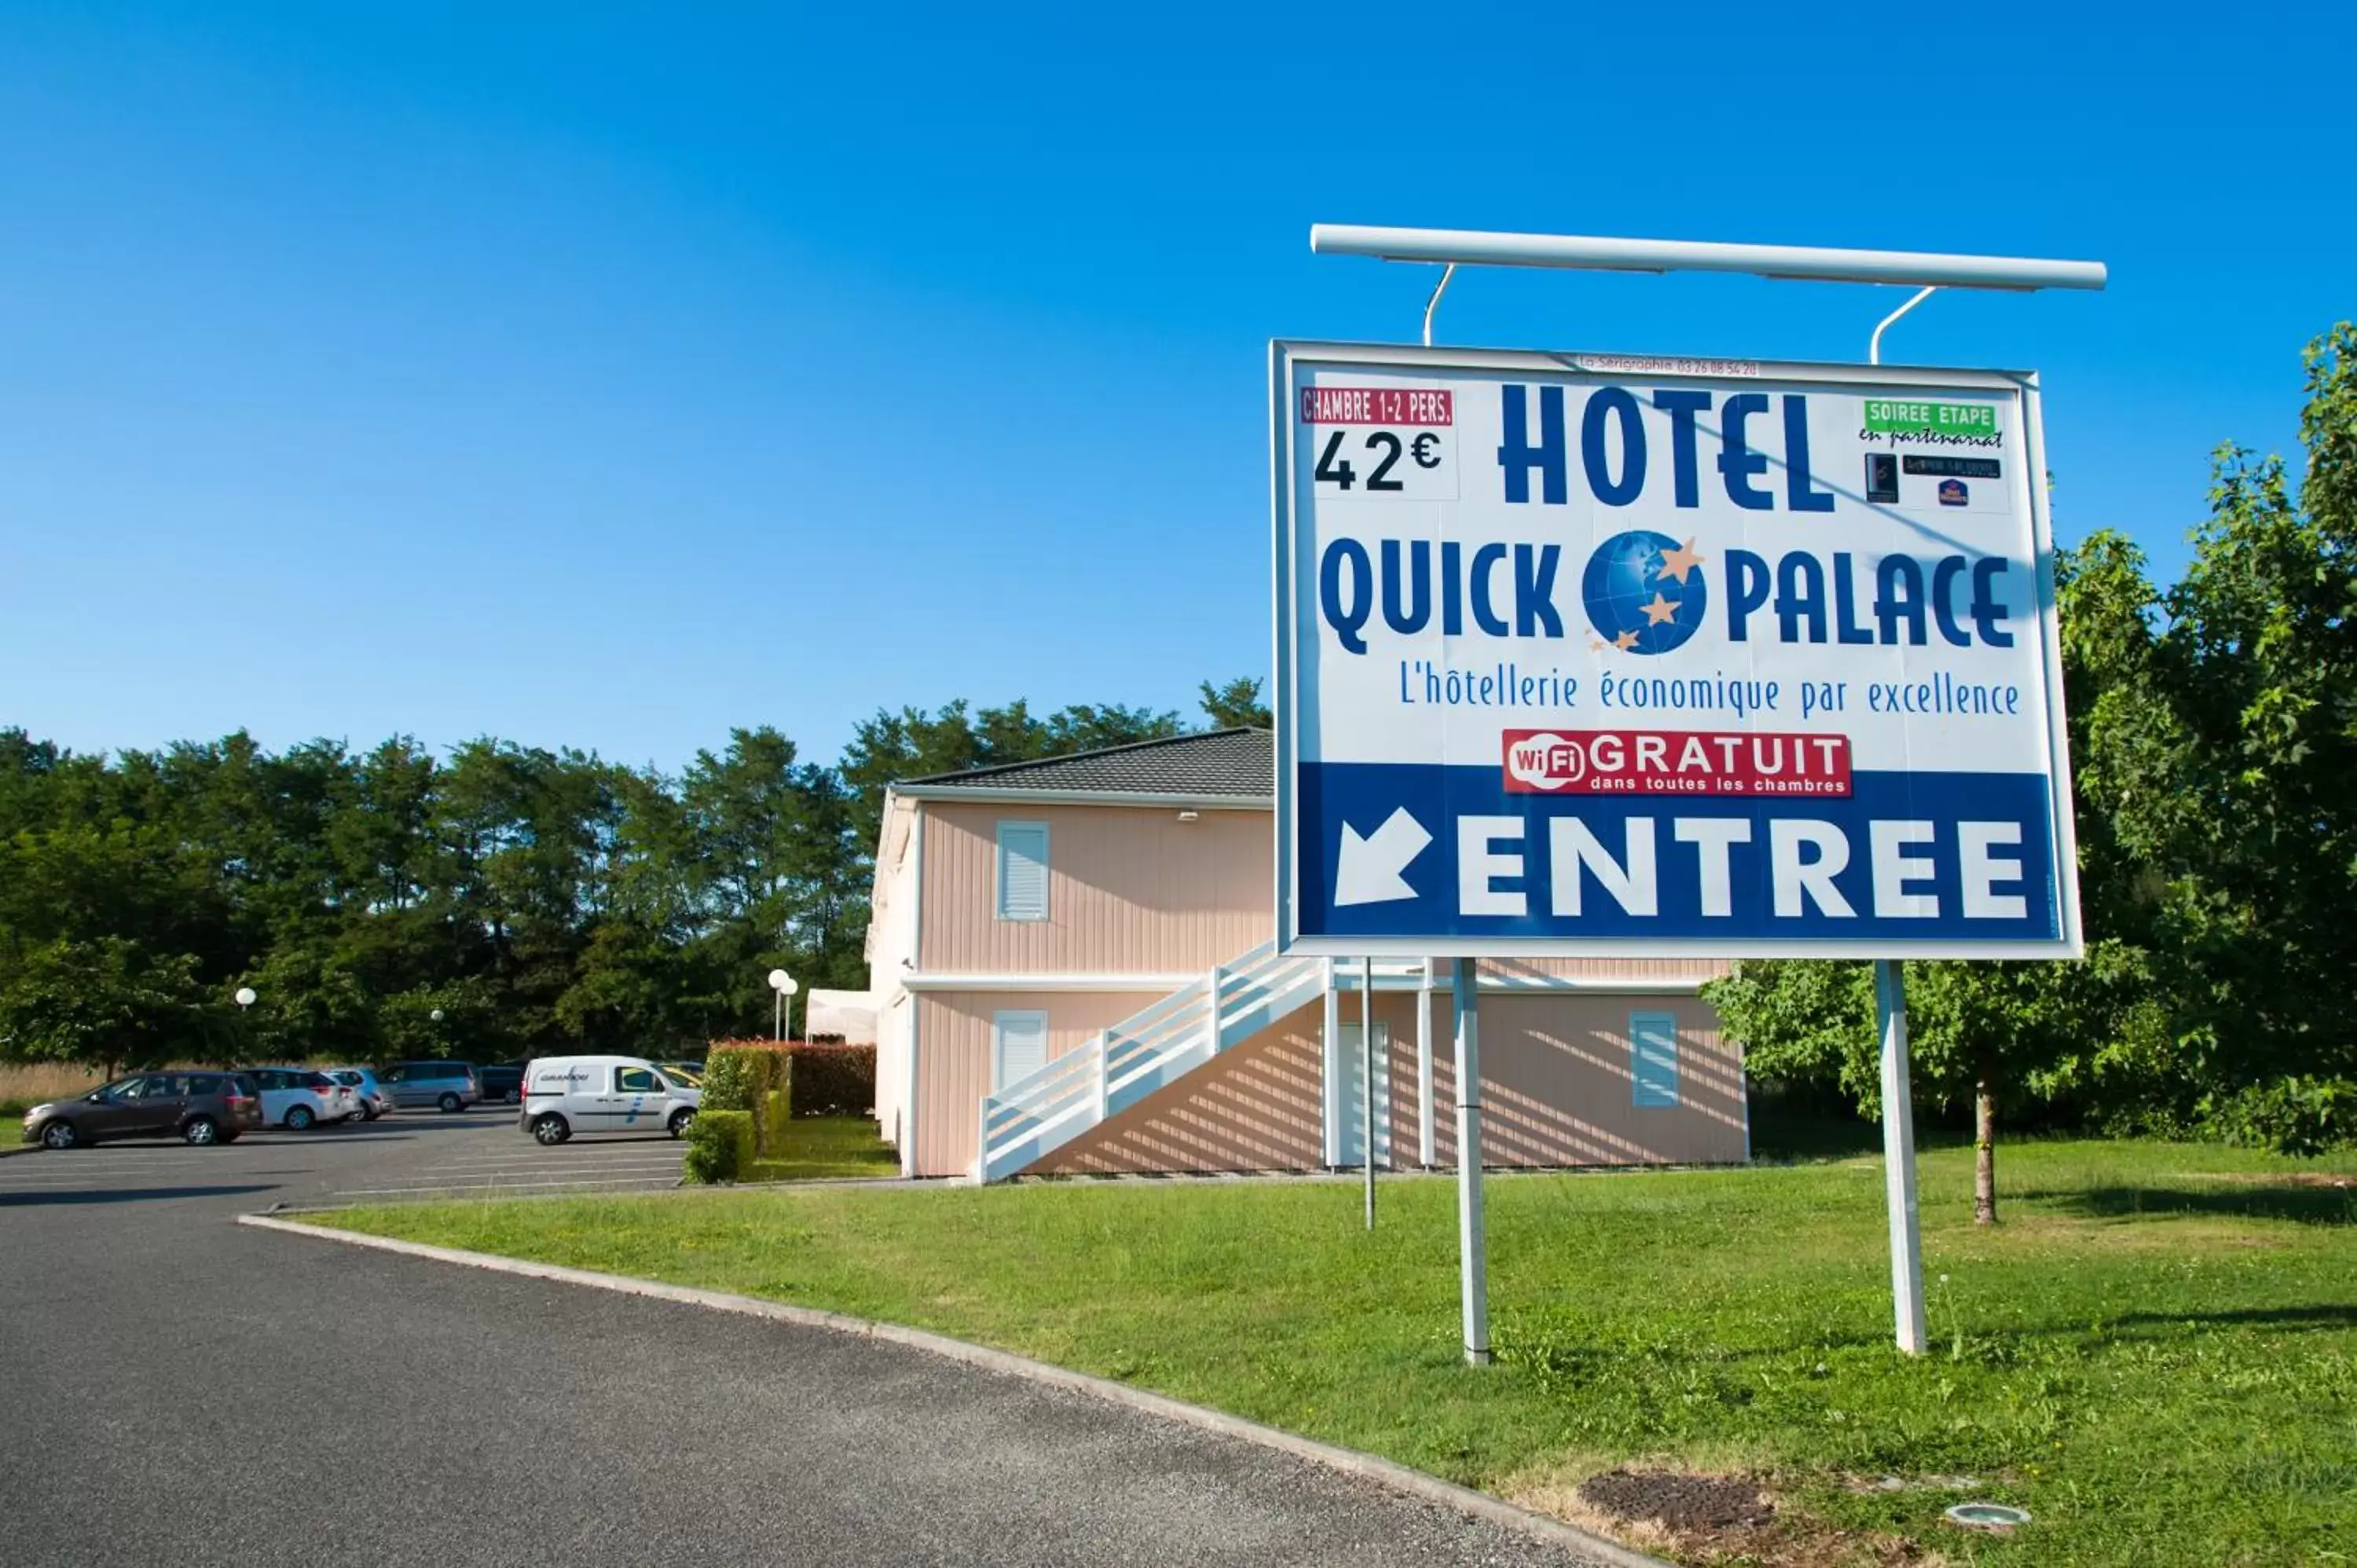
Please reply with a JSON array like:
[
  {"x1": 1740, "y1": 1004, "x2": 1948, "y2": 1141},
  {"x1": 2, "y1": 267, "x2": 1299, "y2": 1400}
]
[
  {"x1": 1, "y1": 1101, "x2": 1608, "y2": 1568},
  {"x1": 2, "y1": 1098, "x2": 687, "y2": 1209},
  {"x1": 316, "y1": 1105, "x2": 692, "y2": 1203}
]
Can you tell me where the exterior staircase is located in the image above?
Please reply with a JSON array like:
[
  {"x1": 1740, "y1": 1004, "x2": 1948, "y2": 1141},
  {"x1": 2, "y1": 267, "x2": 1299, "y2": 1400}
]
[{"x1": 976, "y1": 943, "x2": 1427, "y2": 1182}]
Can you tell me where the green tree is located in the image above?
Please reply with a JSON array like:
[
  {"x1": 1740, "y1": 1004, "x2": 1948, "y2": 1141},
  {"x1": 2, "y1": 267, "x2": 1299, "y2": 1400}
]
[
  {"x1": 236, "y1": 940, "x2": 380, "y2": 1063},
  {"x1": 2113, "y1": 324, "x2": 2357, "y2": 1116},
  {"x1": 669, "y1": 726, "x2": 885, "y2": 1034},
  {"x1": 839, "y1": 696, "x2": 1181, "y2": 849},
  {"x1": 1714, "y1": 324, "x2": 2357, "y2": 1175},
  {"x1": 1713, "y1": 519, "x2": 2175, "y2": 1220},
  {"x1": 554, "y1": 923, "x2": 698, "y2": 1056},
  {"x1": 839, "y1": 700, "x2": 987, "y2": 850},
  {"x1": 375, "y1": 980, "x2": 500, "y2": 1064},
  {"x1": 1198, "y1": 676, "x2": 1271, "y2": 729},
  {"x1": 332, "y1": 735, "x2": 441, "y2": 914},
  {"x1": 0, "y1": 937, "x2": 221, "y2": 1080}
]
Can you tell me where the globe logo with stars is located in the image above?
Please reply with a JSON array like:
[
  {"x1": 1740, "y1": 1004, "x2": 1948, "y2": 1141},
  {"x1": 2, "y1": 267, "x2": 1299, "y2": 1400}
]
[{"x1": 1581, "y1": 530, "x2": 1708, "y2": 655}]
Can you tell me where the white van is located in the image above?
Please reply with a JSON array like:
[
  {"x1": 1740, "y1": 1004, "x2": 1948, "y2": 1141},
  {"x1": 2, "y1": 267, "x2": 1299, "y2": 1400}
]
[{"x1": 518, "y1": 1055, "x2": 700, "y2": 1145}]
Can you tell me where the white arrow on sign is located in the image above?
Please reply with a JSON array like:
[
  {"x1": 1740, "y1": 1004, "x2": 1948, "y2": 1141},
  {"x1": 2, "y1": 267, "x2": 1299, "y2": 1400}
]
[{"x1": 1334, "y1": 807, "x2": 1434, "y2": 907}]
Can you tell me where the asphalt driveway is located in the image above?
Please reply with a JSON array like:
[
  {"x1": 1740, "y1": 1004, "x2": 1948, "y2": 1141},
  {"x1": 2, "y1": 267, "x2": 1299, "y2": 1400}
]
[
  {"x1": 2, "y1": 1103, "x2": 687, "y2": 1206},
  {"x1": 0, "y1": 1121, "x2": 1622, "y2": 1567},
  {"x1": 321, "y1": 1105, "x2": 693, "y2": 1203}
]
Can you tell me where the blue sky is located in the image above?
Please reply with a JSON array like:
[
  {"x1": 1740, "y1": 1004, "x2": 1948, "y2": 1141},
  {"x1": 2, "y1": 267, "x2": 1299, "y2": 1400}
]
[{"x1": 2, "y1": 2, "x2": 2347, "y2": 772}]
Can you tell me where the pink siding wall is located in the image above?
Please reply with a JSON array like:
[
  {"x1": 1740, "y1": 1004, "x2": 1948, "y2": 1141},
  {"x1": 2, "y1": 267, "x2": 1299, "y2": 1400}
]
[
  {"x1": 1029, "y1": 991, "x2": 1745, "y2": 1176},
  {"x1": 918, "y1": 802, "x2": 1273, "y2": 975},
  {"x1": 1482, "y1": 956, "x2": 1736, "y2": 984},
  {"x1": 911, "y1": 991, "x2": 1167, "y2": 1177},
  {"x1": 866, "y1": 797, "x2": 925, "y2": 1152},
  {"x1": 913, "y1": 800, "x2": 1731, "y2": 985},
  {"x1": 1431, "y1": 994, "x2": 1744, "y2": 1167},
  {"x1": 894, "y1": 797, "x2": 1743, "y2": 1176},
  {"x1": 1035, "y1": 1010, "x2": 1329, "y2": 1174},
  {"x1": 1035, "y1": 997, "x2": 1386, "y2": 1176}
]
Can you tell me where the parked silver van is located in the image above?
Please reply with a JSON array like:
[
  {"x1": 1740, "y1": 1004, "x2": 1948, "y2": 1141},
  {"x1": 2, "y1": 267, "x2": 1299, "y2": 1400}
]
[{"x1": 381, "y1": 1061, "x2": 479, "y2": 1112}]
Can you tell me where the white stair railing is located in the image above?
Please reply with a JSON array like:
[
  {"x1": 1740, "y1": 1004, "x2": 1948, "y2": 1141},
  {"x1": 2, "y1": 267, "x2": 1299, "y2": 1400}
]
[{"x1": 977, "y1": 940, "x2": 1332, "y2": 1182}]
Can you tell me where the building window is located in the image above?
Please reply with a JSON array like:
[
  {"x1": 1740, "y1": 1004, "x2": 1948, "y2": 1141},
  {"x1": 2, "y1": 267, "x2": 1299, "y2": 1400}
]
[
  {"x1": 995, "y1": 821, "x2": 1050, "y2": 921},
  {"x1": 1631, "y1": 1011, "x2": 1679, "y2": 1108},
  {"x1": 992, "y1": 1010, "x2": 1050, "y2": 1090}
]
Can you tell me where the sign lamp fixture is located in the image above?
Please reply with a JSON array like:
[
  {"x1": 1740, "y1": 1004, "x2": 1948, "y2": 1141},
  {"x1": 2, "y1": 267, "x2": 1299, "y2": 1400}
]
[{"x1": 1307, "y1": 223, "x2": 2108, "y2": 358}]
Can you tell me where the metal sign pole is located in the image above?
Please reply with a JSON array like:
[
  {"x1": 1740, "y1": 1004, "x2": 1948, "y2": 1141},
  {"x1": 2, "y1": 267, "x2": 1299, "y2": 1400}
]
[
  {"x1": 1452, "y1": 956, "x2": 1490, "y2": 1364},
  {"x1": 1321, "y1": 958, "x2": 1340, "y2": 1167},
  {"x1": 1417, "y1": 962, "x2": 1436, "y2": 1167},
  {"x1": 1362, "y1": 955, "x2": 1376, "y2": 1229},
  {"x1": 1868, "y1": 310, "x2": 1930, "y2": 1358},
  {"x1": 1875, "y1": 959, "x2": 1928, "y2": 1354}
]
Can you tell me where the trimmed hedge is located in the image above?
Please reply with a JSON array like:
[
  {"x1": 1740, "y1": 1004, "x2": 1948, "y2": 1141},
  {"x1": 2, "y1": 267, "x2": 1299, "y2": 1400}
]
[
  {"x1": 683, "y1": 1109, "x2": 753, "y2": 1184},
  {"x1": 709, "y1": 1039, "x2": 874, "y2": 1118},
  {"x1": 703, "y1": 1044, "x2": 793, "y2": 1154},
  {"x1": 789, "y1": 1044, "x2": 875, "y2": 1116}
]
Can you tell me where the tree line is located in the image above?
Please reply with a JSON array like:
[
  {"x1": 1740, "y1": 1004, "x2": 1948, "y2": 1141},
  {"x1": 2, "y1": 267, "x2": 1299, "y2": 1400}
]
[
  {"x1": 1714, "y1": 324, "x2": 2357, "y2": 1179},
  {"x1": 0, "y1": 680, "x2": 1270, "y2": 1077}
]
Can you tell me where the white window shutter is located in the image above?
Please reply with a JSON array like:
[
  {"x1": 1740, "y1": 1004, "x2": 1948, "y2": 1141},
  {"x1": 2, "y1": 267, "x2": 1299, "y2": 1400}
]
[
  {"x1": 995, "y1": 822, "x2": 1050, "y2": 921},
  {"x1": 993, "y1": 1010, "x2": 1050, "y2": 1090}
]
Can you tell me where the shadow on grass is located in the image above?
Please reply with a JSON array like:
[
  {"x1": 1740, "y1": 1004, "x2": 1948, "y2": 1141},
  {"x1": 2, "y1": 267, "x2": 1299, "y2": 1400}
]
[
  {"x1": 2028, "y1": 1184, "x2": 2357, "y2": 1227},
  {"x1": 1499, "y1": 1299, "x2": 2357, "y2": 1375},
  {"x1": 1747, "y1": 1107, "x2": 1973, "y2": 1164},
  {"x1": 2099, "y1": 1302, "x2": 2357, "y2": 1332}
]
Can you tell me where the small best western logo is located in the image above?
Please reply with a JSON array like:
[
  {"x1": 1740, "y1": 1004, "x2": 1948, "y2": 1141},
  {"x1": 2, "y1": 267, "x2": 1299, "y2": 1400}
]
[{"x1": 1501, "y1": 729, "x2": 1854, "y2": 797}]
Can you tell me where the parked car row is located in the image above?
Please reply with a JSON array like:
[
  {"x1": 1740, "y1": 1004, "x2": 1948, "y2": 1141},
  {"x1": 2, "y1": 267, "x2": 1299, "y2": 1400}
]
[
  {"x1": 18, "y1": 1053, "x2": 709, "y2": 1151},
  {"x1": 18, "y1": 1058, "x2": 506, "y2": 1149}
]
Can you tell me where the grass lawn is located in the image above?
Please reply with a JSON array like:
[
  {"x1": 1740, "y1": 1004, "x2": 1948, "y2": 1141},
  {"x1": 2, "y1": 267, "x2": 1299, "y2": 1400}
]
[
  {"x1": 316, "y1": 1138, "x2": 2355, "y2": 1566},
  {"x1": 744, "y1": 1115, "x2": 900, "y2": 1182}
]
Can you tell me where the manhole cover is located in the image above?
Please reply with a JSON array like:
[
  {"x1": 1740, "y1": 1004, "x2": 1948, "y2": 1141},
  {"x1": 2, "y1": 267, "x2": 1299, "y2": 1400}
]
[{"x1": 1945, "y1": 1502, "x2": 2031, "y2": 1530}]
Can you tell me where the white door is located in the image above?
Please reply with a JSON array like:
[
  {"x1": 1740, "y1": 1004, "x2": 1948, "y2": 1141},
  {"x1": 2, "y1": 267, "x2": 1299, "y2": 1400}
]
[
  {"x1": 611, "y1": 1063, "x2": 668, "y2": 1134},
  {"x1": 1333, "y1": 1023, "x2": 1393, "y2": 1169},
  {"x1": 992, "y1": 1010, "x2": 1050, "y2": 1091}
]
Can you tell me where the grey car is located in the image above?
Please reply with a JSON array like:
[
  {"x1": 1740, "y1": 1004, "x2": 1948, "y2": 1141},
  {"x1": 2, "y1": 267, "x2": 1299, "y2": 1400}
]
[
  {"x1": 380, "y1": 1060, "x2": 479, "y2": 1112},
  {"x1": 327, "y1": 1067, "x2": 392, "y2": 1120},
  {"x1": 21, "y1": 1072, "x2": 265, "y2": 1149}
]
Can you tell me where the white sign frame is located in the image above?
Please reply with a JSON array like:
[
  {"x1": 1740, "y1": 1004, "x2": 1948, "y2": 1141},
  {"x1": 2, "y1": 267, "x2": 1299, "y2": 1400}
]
[{"x1": 1270, "y1": 339, "x2": 2084, "y2": 961}]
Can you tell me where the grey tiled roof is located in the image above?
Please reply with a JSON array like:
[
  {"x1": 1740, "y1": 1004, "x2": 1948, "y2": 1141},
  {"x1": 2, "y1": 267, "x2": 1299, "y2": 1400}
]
[{"x1": 901, "y1": 728, "x2": 1272, "y2": 798}]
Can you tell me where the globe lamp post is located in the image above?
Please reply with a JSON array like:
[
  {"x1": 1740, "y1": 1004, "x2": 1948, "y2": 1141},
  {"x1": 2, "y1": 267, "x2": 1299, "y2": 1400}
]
[{"x1": 767, "y1": 969, "x2": 798, "y2": 1042}]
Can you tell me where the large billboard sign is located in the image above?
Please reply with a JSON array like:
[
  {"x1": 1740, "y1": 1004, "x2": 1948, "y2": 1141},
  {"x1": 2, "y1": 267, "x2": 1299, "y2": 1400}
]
[{"x1": 1272, "y1": 342, "x2": 2082, "y2": 958}]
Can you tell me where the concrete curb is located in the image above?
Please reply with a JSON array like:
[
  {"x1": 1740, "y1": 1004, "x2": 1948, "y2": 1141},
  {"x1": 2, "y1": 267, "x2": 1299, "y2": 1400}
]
[
  {"x1": 238, "y1": 1212, "x2": 1670, "y2": 1568},
  {"x1": 262, "y1": 1172, "x2": 944, "y2": 1212}
]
